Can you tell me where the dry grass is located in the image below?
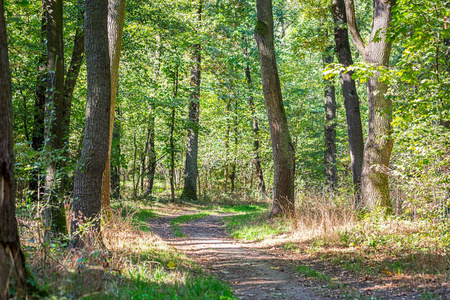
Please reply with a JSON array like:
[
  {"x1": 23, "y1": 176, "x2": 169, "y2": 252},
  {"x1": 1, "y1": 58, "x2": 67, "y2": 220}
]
[{"x1": 247, "y1": 191, "x2": 450, "y2": 298}]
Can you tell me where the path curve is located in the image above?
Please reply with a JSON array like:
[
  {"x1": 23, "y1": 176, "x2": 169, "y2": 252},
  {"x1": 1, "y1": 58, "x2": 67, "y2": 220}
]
[{"x1": 150, "y1": 214, "x2": 330, "y2": 300}]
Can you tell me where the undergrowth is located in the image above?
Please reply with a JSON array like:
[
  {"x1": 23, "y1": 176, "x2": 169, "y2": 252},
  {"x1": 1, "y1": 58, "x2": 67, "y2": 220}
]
[{"x1": 18, "y1": 202, "x2": 236, "y2": 299}]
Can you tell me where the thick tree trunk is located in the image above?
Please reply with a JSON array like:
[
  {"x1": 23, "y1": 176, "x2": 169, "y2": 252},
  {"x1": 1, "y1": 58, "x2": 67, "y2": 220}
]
[
  {"x1": 71, "y1": 0, "x2": 111, "y2": 248},
  {"x1": 43, "y1": 0, "x2": 67, "y2": 238},
  {"x1": 331, "y1": 0, "x2": 364, "y2": 196},
  {"x1": 101, "y1": 0, "x2": 126, "y2": 209},
  {"x1": 0, "y1": 2, "x2": 29, "y2": 295},
  {"x1": 182, "y1": 0, "x2": 202, "y2": 201},
  {"x1": 245, "y1": 64, "x2": 266, "y2": 196},
  {"x1": 344, "y1": 0, "x2": 395, "y2": 209},
  {"x1": 323, "y1": 51, "x2": 337, "y2": 189},
  {"x1": 255, "y1": 0, "x2": 295, "y2": 217}
]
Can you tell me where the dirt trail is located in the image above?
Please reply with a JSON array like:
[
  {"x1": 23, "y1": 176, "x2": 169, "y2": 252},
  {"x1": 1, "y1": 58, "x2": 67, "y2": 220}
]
[{"x1": 150, "y1": 213, "x2": 330, "y2": 300}]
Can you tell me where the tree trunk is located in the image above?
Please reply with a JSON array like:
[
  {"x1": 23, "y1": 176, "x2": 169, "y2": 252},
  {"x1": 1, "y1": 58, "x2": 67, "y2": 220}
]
[
  {"x1": 61, "y1": 0, "x2": 84, "y2": 197},
  {"x1": 71, "y1": 0, "x2": 111, "y2": 248},
  {"x1": 170, "y1": 66, "x2": 179, "y2": 202},
  {"x1": 43, "y1": 0, "x2": 67, "y2": 238},
  {"x1": 29, "y1": 14, "x2": 47, "y2": 203},
  {"x1": 0, "y1": 2, "x2": 29, "y2": 295},
  {"x1": 111, "y1": 108, "x2": 121, "y2": 199},
  {"x1": 146, "y1": 36, "x2": 161, "y2": 197},
  {"x1": 331, "y1": 0, "x2": 364, "y2": 197},
  {"x1": 182, "y1": 0, "x2": 202, "y2": 201},
  {"x1": 101, "y1": 0, "x2": 126, "y2": 209},
  {"x1": 344, "y1": 0, "x2": 395, "y2": 209},
  {"x1": 146, "y1": 107, "x2": 156, "y2": 196},
  {"x1": 170, "y1": 107, "x2": 176, "y2": 202},
  {"x1": 323, "y1": 50, "x2": 337, "y2": 189},
  {"x1": 255, "y1": 0, "x2": 295, "y2": 217},
  {"x1": 245, "y1": 63, "x2": 266, "y2": 196}
]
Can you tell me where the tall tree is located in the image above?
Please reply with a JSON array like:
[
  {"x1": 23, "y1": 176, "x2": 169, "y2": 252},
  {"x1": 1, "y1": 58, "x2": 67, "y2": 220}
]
[
  {"x1": 243, "y1": 41, "x2": 266, "y2": 196},
  {"x1": 182, "y1": 0, "x2": 202, "y2": 200},
  {"x1": 42, "y1": 0, "x2": 67, "y2": 238},
  {"x1": 101, "y1": 0, "x2": 126, "y2": 209},
  {"x1": 0, "y1": 0, "x2": 28, "y2": 295},
  {"x1": 255, "y1": 0, "x2": 295, "y2": 217},
  {"x1": 146, "y1": 34, "x2": 161, "y2": 196},
  {"x1": 323, "y1": 49, "x2": 337, "y2": 188},
  {"x1": 71, "y1": 0, "x2": 111, "y2": 247},
  {"x1": 345, "y1": 0, "x2": 395, "y2": 208},
  {"x1": 331, "y1": 0, "x2": 364, "y2": 196}
]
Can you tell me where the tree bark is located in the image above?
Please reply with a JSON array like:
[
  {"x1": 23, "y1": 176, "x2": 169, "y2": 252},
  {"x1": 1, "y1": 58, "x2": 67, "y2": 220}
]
[
  {"x1": 344, "y1": 0, "x2": 395, "y2": 208},
  {"x1": 43, "y1": 0, "x2": 67, "y2": 238},
  {"x1": 101, "y1": 0, "x2": 126, "y2": 209},
  {"x1": 71, "y1": 0, "x2": 111, "y2": 247},
  {"x1": 323, "y1": 50, "x2": 338, "y2": 189},
  {"x1": 245, "y1": 64, "x2": 266, "y2": 196},
  {"x1": 331, "y1": 0, "x2": 364, "y2": 196},
  {"x1": 255, "y1": 0, "x2": 295, "y2": 217},
  {"x1": 182, "y1": 0, "x2": 202, "y2": 201},
  {"x1": 0, "y1": 1, "x2": 28, "y2": 295}
]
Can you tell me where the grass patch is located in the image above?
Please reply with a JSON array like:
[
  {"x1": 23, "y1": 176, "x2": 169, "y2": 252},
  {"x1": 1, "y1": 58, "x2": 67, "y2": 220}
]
[
  {"x1": 218, "y1": 204, "x2": 268, "y2": 214},
  {"x1": 224, "y1": 210, "x2": 289, "y2": 241},
  {"x1": 170, "y1": 213, "x2": 210, "y2": 237},
  {"x1": 296, "y1": 264, "x2": 332, "y2": 283}
]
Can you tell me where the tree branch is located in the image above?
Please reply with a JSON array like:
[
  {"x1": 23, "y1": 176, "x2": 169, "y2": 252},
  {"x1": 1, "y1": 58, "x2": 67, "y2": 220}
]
[{"x1": 344, "y1": 0, "x2": 366, "y2": 55}]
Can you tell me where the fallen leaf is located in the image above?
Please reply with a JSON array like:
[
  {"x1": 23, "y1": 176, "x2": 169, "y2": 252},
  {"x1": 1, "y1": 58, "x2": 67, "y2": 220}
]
[
  {"x1": 271, "y1": 267, "x2": 279, "y2": 270},
  {"x1": 167, "y1": 261, "x2": 176, "y2": 269}
]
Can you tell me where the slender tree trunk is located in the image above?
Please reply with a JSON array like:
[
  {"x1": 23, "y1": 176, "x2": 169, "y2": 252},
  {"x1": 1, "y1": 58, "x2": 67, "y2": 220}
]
[
  {"x1": 182, "y1": 0, "x2": 202, "y2": 201},
  {"x1": 101, "y1": 0, "x2": 126, "y2": 209},
  {"x1": 230, "y1": 98, "x2": 238, "y2": 193},
  {"x1": 71, "y1": 0, "x2": 111, "y2": 248},
  {"x1": 170, "y1": 106, "x2": 176, "y2": 202},
  {"x1": 146, "y1": 35, "x2": 161, "y2": 196},
  {"x1": 255, "y1": 0, "x2": 295, "y2": 217},
  {"x1": 146, "y1": 107, "x2": 156, "y2": 195},
  {"x1": 43, "y1": 0, "x2": 67, "y2": 238},
  {"x1": 245, "y1": 63, "x2": 266, "y2": 196},
  {"x1": 132, "y1": 132, "x2": 137, "y2": 198},
  {"x1": 331, "y1": 0, "x2": 364, "y2": 197},
  {"x1": 111, "y1": 108, "x2": 121, "y2": 199},
  {"x1": 345, "y1": 0, "x2": 395, "y2": 209},
  {"x1": 170, "y1": 66, "x2": 179, "y2": 202},
  {"x1": 61, "y1": 0, "x2": 84, "y2": 196},
  {"x1": 30, "y1": 14, "x2": 47, "y2": 203},
  {"x1": 0, "y1": 2, "x2": 29, "y2": 295},
  {"x1": 323, "y1": 50, "x2": 338, "y2": 189}
]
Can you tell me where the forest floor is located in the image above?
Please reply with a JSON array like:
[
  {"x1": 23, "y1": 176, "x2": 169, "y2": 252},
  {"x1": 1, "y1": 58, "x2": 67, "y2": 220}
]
[{"x1": 148, "y1": 203, "x2": 450, "y2": 300}]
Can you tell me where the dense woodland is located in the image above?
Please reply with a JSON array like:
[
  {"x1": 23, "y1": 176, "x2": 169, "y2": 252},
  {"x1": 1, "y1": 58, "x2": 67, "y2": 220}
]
[{"x1": 1, "y1": 0, "x2": 450, "y2": 298}]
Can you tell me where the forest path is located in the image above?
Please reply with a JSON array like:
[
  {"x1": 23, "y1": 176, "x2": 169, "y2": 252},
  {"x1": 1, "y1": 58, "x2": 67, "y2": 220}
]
[{"x1": 149, "y1": 211, "x2": 330, "y2": 300}]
